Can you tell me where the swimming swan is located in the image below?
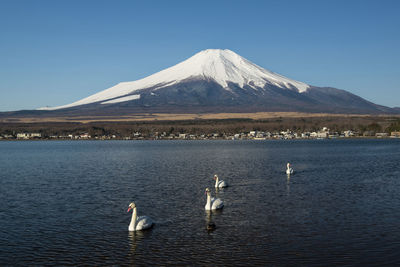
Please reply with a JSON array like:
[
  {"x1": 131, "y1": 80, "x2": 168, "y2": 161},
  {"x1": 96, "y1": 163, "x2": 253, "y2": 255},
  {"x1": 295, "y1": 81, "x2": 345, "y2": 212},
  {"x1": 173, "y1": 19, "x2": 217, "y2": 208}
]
[
  {"x1": 286, "y1": 163, "x2": 294, "y2": 175},
  {"x1": 127, "y1": 202, "x2": 153, "y2": 231},
  {"x1": 214, "y1": 174, "x2": 228, "y2": 188},
  {"x1": 205, "y1": 188, "x2": 224, "y2": 211}
]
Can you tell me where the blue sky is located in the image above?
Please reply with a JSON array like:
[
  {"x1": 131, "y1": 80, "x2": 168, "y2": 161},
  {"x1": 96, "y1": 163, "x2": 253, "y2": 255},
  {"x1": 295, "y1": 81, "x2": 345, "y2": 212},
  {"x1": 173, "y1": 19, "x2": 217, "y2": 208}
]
[{"x1": 0, "y1": 0, "x2": 399, "y2": 111}]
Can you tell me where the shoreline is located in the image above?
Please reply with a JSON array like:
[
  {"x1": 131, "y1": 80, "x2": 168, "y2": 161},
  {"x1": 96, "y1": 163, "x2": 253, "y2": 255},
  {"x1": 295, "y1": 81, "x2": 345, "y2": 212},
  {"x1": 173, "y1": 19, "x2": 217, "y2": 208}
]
[
  {"x1": 1, "y1": 113, "x2": 399, "y2": 141},
  {"x1": 1, "y1": 136, "x2": 399, "y2": 141}
]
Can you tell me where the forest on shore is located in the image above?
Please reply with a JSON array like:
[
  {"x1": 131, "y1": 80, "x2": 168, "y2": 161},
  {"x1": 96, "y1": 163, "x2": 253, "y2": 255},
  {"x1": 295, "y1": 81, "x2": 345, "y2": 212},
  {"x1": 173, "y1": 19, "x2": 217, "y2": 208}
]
[{"x1": 1, "y1": 115, "x2": 400, "y2": 138}]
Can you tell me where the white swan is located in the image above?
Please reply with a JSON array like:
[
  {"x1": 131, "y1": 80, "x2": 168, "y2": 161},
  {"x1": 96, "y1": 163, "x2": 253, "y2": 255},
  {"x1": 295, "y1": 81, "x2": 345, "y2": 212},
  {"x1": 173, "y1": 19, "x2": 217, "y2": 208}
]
[
  {"x1": 214, "y1": 174, "x2": 228, "y2": 188},
  {"x1": 286, "y1": 163, "x2": 294, "y2": 174},
  {"x1": 127, "y1": 202, "x2": 153, "y2": 231},
  {"x1": 205, "y1": 188, "x2": 224, "y2": 210}
]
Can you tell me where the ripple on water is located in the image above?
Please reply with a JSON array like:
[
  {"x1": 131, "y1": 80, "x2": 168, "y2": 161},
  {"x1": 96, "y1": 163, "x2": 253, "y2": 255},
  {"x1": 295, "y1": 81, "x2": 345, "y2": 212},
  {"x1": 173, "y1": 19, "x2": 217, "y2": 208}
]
[{"x1": 0, "y1": 139, "x2": 400, "y2": 266}]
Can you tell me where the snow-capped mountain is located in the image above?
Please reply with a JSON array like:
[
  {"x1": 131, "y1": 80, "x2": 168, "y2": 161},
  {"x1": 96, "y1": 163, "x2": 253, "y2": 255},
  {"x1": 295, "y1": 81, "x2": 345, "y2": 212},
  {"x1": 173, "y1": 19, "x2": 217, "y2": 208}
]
[
  {"x1": 37, "y1": 49, "x2": 395, "y2": 114},
  {"x1": 39, "y1": 49, "x2": 309, "y2": 110}
]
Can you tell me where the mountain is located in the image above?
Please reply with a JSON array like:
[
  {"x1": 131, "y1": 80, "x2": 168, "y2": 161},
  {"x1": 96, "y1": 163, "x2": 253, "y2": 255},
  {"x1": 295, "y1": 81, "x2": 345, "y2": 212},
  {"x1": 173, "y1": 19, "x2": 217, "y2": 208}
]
[{"x1": 29, "y1": 49, "x2": 399, "y2": 115}]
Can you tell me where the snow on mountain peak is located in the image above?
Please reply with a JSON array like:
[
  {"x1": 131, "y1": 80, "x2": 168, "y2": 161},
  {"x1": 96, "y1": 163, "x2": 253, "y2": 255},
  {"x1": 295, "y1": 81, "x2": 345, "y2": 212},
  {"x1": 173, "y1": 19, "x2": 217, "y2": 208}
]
[
  {"x1": 39, "y1": 49, "x2": 309, "y2": 110},
  {"x1": 181, "y1": 49, "x2": 309, "y2": 91}
]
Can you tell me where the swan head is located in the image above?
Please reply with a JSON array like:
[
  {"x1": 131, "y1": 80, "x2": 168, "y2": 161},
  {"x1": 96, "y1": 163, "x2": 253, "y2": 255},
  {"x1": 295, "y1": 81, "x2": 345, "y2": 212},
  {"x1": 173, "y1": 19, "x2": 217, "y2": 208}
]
[
  {"x1": 205, "y1": 188, "x2": 211, "y2": 195},
  {"x1": 213, "y1": 174, "x2": 218, "y2": 180},
  {"x1": 287, "y1": 163, "x2": 290, "y2": 168},
  {"x1": 127, "y1": 202, "x2": 136, "y2": 212}
]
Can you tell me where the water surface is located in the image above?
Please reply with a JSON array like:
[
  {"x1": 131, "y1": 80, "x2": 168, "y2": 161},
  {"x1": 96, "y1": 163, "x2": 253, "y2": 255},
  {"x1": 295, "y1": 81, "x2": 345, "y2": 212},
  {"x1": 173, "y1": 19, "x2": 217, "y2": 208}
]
[{"x1": 1, "y1": 139, "x2": 399, "y2": 266}]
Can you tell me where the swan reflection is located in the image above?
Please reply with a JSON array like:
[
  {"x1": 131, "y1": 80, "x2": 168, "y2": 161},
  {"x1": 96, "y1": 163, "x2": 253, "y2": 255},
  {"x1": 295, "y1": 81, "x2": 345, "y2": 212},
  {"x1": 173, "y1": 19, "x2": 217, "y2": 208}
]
[
  {"x1": 205, "y1": 211, "x2": 216, "y2": 232},
  {"x1": 128, "y1": 231, "x2": 144, "y2": 255}
]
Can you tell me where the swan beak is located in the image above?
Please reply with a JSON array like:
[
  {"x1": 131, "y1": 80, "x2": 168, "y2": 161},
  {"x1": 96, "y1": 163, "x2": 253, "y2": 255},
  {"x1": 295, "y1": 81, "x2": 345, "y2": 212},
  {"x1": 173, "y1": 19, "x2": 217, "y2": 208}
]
[{"x1": 127, "y1": 207, "x2": 132, "y2": 212}]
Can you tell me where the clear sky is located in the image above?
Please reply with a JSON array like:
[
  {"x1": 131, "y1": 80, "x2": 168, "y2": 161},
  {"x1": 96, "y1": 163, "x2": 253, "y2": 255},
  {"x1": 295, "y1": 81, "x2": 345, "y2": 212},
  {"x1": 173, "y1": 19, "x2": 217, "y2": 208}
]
[{"x1": 0, "y1": 0, "x2": 399, "y2": 111}]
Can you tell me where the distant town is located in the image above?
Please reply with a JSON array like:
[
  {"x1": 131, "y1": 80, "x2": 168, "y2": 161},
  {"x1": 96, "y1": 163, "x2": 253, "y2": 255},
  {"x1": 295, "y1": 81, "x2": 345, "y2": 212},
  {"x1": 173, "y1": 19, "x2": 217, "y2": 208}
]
[{"x1": 2, "y1": 127, "x2": 400, "y2": 140}]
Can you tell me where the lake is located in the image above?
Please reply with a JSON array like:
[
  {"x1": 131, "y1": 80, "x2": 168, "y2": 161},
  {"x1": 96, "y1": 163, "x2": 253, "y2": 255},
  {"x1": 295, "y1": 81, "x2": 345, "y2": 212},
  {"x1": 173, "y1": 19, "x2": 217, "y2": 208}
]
[{"x1": 1, "y1": 139, "x2": 399, "y2": 266}]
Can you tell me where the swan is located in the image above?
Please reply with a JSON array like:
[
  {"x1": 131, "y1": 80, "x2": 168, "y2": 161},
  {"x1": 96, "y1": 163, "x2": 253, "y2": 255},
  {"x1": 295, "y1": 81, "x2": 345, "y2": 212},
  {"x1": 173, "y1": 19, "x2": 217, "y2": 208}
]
[
  {"x1": 214, "y1": 174, "x2": 228, "y2": 188},
  {"x1": 127, "y1": 202, "x2": 153, "y2": 231},
  {"x1": 205, "y1": 188, "x2": 224, "y2": 210},
  {"x1": 286, "y1": 163, "x2": 294, "y2": 174}
]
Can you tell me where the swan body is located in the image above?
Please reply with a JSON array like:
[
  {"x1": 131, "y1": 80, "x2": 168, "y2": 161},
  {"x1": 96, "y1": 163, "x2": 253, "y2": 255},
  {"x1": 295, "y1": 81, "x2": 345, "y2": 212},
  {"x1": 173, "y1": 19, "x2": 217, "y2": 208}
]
[
  {"x1": 286, "y1": 163, "x2": 294, "y2": 175},
  {"x1": 205, "y1": 188, "x2": 224, "y2": 210},
  {"x1": 214, "y1": 175, "x2": 228, "y2": 188},
  {"x1": 128, "y1": 202, "x2": 153, "y2": 231}
]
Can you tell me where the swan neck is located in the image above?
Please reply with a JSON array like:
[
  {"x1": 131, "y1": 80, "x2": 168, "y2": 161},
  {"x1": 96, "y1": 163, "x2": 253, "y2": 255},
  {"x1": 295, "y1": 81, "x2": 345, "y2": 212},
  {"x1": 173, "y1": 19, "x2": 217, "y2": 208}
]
[
  {"x1": 129, "y1": 207, "x2": 137, "y2": 230},
  {"x1": 206, "y1": 193, "x2": 211, "y2": 210},
  {"x1": 215, "y1": 177, "x2": 219, "y2": 187}
]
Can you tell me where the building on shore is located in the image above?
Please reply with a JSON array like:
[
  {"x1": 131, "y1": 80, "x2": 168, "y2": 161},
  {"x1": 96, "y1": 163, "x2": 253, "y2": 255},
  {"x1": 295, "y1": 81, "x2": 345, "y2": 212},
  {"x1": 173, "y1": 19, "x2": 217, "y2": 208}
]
[
  {"x1": 16, "y1": 133, "x2": 42, "y2": 139},
  {"x1": 390, "y1": 132, "x2": 400, "y2": 138},
  {"x1": 376, "y1": 133, "x2": 389, "y2": 138}
]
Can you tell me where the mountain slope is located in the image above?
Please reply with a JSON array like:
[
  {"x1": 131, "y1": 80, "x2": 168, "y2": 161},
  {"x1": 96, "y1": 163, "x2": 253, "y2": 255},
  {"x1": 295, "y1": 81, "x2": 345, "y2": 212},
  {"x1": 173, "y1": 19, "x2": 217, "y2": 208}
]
[
  {"x1": 34, "y1": 49, "x2": 397, "y2": 115},
  {"x1": 39, "y1": 49, "x2": 309, "y2": 110}
]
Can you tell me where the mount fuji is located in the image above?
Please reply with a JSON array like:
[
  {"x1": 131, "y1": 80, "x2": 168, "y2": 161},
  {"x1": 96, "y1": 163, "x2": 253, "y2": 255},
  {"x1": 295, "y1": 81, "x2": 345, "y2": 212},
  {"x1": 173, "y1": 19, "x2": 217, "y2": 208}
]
[{"x1": 37, "y1": 49, "x2": 394, "y2": 115}]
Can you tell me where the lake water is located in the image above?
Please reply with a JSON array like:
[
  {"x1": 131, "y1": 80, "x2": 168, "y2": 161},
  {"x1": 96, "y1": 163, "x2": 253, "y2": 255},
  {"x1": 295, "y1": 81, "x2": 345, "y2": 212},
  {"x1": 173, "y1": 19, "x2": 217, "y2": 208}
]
[{"x1": 1, "y1": 139, "x2": 400, "y2": 266}]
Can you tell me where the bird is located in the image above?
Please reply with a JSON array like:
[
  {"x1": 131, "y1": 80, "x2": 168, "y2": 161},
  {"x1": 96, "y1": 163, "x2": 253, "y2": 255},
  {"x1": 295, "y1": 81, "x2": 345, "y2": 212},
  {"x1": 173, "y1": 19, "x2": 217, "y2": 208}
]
[
  {"x1": 127, "y1": 202, "x2": 153, "y2": 231},
  {"x1": 205, "y1": 188, "x2": 224, "y2": 210},
  {"x1": 286, "y1": 163, "x2": 294, "y2": 175},
  {"x1": 214, "y1": 174, "x2": 228, "y2": 188}
]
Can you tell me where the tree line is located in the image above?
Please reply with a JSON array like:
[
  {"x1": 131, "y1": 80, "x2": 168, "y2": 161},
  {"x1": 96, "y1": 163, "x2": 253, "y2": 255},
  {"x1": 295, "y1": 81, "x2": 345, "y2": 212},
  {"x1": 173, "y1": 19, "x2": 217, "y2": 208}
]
[{"x1": 1, "y1": 116, "x2": 400, "y2": 138}]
